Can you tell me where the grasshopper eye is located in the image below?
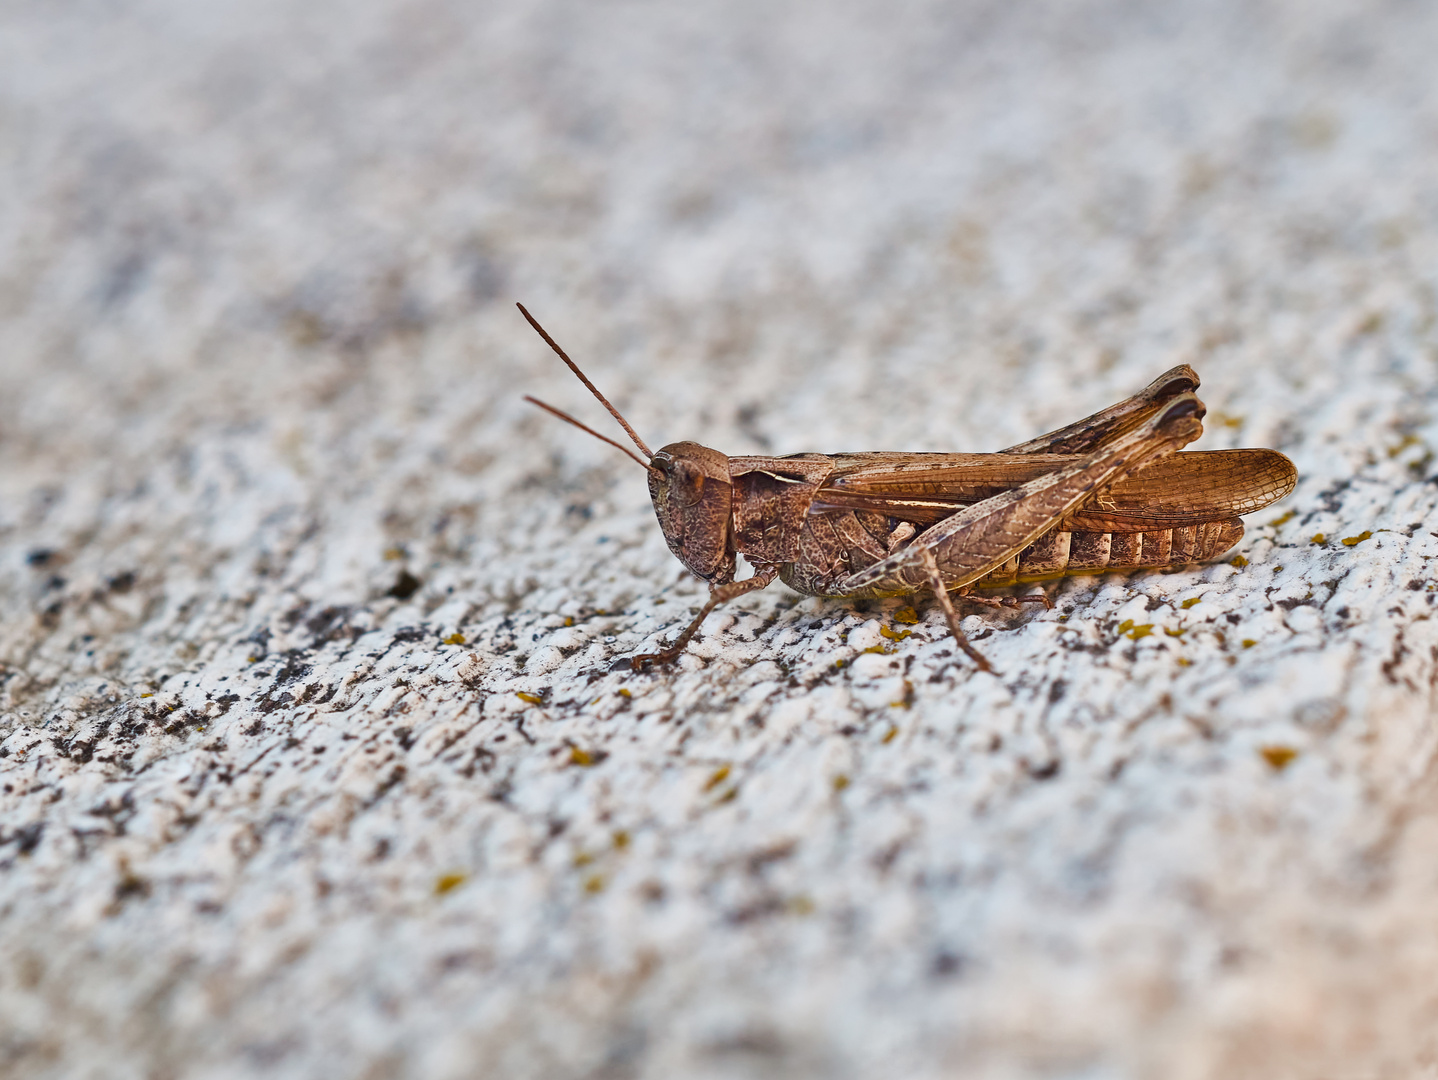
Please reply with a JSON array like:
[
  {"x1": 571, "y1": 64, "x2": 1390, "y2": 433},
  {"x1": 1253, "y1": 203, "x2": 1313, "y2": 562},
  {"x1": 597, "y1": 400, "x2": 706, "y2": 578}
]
[{"x1": 672, "y1": 461, "x2": 707, "y2": 506}]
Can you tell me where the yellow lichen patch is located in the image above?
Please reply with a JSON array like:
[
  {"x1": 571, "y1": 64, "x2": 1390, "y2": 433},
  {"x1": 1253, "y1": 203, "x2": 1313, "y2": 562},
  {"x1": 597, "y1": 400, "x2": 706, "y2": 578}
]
[
  {"x1": 716, "y1": 786, "x2": 739, "y2": 804},
  {"x1": 573, "y1": 851, "x2": 593, "y2": 867},
  {"x1": 704, "y1": 765, "x2": 731, "y2": 792},
  {"x1": 1311, "y1": 533, "x2": 1326, "y2": 544},
  {"x1": 569, "y1": 746, "x2": 595, "y2": 766},
  {"x1": 435, "y1": 873, "x2": 468, "y2": 895},
  {"x1": 1181, "y1": 597, "x2": 1202, "y2": 610},
  {"x1": 1269, "y1": 510, "x2": 1297, "y2": 527},
  {"x1": 583, "y1": 874, "x2": 605, "y2": 894},
  {"x1": 1260, "y1": 745, "x2": 1299, "y2": 771},
  {"x1": 882, "y1": 725, "x2": 899, "y2": 743},
  {"x1": 382, "y1": 546, "x2": 406, "y2": 561},
  {"x1": 832, "y1": 774, "x2": 850, "y2": 792},
  {"x1": 1241, "y1": 639, "x2": 1258, "y2": 649},
  {"x1": 1176, "y1": 657, "x2": 1192, "y2": 667},
  {"x1": 442, "y1": 632, "x2": 466, "y2": 645},
  {"x1": 1230, "y1": 555, "x2": 1249, "y2": 568},
  {"x1": 563, "y1": 616, "x2": 575, "y2": 627},
  {"x1": 612, "y1": 830, "x2": 630, "y2": 850},
  {"x1": 879, "y1": 624, "x2": 911, "y2": 641},
  {"x1": 515, "y1": 691, "x2": 543, "y2": 705},
  {"x1": 863, "y1": 644, "x2": 893, "y2": 655},
  {"x1": 834, "y1": 658, "x2": 846, "y2": 669},
  {"x1": 1211, "y1": 412, "x2": 1245, "y2": 428},
  {"x1": 617, "y1": 688, "x2": 632, "y2": 698},
  {"x1": 1164, "y1": 627, "x2": 1186, "y2": 638},
  {"x1": 893, "y1": 607, "x2": 920, "y2": 625},
  {"x1": 1341, "y1": 531, "x2": 1372, "y2": 547},
  {"x1": 1117, "y1": 620, "x2": 1153, "y2": 641},
  {"x1": 786, "y1": 896, "x2": 815, "y2": 916},
  {"x1": 1388, "y1": 433, "x2": 1422, "y2": 458},
  {"x1": 140, "y1": 693, "x2": 154, "y2": 699}
]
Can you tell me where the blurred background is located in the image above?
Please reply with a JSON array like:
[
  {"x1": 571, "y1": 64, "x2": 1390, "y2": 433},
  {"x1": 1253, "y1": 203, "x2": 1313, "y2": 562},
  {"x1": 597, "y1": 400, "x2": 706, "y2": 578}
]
[
  {"x1": 4, "y1": 2, "x2": 1438, "y2": 1078},
  {"x1": 5, "y1": 0, "x2": 1431, "y2": 493}
]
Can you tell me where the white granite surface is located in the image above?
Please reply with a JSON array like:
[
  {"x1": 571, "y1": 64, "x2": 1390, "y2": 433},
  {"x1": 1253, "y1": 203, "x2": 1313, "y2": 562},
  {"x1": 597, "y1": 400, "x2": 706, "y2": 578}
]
[{"x1": 3, "y1": 2, "x2": 1438, "y2": 1078}]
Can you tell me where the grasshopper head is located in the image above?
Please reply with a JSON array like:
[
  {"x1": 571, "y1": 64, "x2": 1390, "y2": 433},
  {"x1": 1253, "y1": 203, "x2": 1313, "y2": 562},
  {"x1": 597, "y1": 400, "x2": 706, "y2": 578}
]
[{"x1": 648, "y1": 442, "x2": 735, "y2": 582}]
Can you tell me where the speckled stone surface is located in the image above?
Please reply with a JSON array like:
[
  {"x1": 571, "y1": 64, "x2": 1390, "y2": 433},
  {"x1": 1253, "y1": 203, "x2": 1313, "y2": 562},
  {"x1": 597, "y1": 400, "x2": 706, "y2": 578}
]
[{"x1": 4, "y1": 2, "x2": 1438, "y2": 1078}]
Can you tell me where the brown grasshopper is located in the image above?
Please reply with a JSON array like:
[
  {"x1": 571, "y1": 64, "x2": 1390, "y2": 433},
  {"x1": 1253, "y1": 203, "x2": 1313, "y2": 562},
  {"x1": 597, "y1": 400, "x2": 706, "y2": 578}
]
[{"x1": 518, "y1": 304, "x2": 1297, "y2": 673}]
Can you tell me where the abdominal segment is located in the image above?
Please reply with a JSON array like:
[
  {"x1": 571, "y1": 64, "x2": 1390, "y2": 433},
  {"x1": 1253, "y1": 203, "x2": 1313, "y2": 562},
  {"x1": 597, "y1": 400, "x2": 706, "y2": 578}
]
[{"x1": 977, "y1": 518, "x2": 1244, "y2": 587}]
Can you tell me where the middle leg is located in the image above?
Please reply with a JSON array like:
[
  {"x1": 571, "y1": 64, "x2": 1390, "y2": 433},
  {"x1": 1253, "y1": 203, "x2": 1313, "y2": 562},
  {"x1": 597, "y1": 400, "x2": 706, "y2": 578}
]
[{"x1": 958, "y1": 587, "x2": 1054, "y2": 611}]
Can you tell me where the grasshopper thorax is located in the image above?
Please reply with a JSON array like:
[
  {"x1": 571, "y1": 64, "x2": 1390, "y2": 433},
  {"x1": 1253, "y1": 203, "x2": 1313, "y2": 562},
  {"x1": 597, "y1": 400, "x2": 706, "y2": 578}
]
[{"x1": 648, "y1": 442, "x2": 735, "y2": 583}]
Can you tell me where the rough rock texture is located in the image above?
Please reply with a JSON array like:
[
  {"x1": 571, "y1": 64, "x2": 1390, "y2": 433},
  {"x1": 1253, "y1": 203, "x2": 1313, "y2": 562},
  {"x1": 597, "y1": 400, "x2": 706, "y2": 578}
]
[{"x1": 3, "y1": 2, "x2": 1438, "y2": 1078}]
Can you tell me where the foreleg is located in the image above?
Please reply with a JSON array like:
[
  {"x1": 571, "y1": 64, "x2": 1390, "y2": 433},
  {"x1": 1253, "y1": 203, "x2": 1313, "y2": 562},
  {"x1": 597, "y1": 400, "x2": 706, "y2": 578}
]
[{"x1": 623, "y1": 565, "x2": 780, "y2": 670}]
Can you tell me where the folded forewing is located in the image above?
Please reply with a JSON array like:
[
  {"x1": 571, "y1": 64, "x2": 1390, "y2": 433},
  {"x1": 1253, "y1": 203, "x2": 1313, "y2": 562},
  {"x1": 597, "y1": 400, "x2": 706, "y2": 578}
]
[{"x1": 813, "y1": 448, "x2": 1296, "y2": 527}]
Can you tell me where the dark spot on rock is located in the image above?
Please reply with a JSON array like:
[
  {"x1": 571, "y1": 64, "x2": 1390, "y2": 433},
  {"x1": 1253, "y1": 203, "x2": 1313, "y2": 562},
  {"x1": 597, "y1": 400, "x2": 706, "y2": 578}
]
[
  {"x1": 246, "y1": 627, "x2": 272, "y2": 658},
  {"x1": 1226, "y1": 613, "x2": 1241, "y2": 624},
  {"x1": 242, "y1": 721, "x2": 264, "y2": 736},
  {"x1": 1027, "y1": 759, "x2": 1061, "y2": 780},
  {"x1": 258, "y1": 692, "x2": 294, "y2": 715},
  {"x1": 4, "y1": 822, "x2": 44, "y2": 855},
  {"x1": 393, "y1": 726, "x2": 415, "y2": 751},
  {"x1": 388, "y1": 570, "x2": 422, "y2": 601},
  {"x1": 107, "y1": 571, "x2": 136, "y2": 593},
  {"x1": 112, "y1": 869, "x2": 151, "y2": 904},
  {"x1": 270, "y1": 651, "x2": 312, "y2": 687},
  {"x1": 45, "y1": 575, "x2": 66, "y2": 592},
  {"x1": 164, "y1": 709, "x2": 207, "y2": 735},
  {"x1": 305, "y1": 605, "x2": 357, "y2": 645},
  {"x1": 390, "y1": 626, "x2": 428, "y2": 644},
  {"x1": 931, "y1": 950, "x2": 965, "y2": 978},
  {"x1": 726, "y1": 895, "x2": 786, "y2": 925},
  {"x1": 367, "y1": 765, "x2": 407, "y2": 807},
  {"x1": 1407, "y1": 580, "x2": 1424, "y2": 591},
  {"x1": 214, "y1": 694, "x2": 240, "y2": 715},
  {"x1": 25, "y1": 549, "x2": 56, "y2": 568},
  {"x1": 1048, "y1": 678, "x2": 1067, "y2": 704}
]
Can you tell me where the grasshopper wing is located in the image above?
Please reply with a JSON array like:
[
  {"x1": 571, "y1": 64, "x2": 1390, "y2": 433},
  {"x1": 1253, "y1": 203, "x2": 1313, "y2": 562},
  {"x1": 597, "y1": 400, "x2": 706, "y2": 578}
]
[
  {"x1": 813, "y1": 447, "x2": 1295, "y2": 529},
  {"x1": 821, "y1": 394, "x2": 1207, "y2": 599}
]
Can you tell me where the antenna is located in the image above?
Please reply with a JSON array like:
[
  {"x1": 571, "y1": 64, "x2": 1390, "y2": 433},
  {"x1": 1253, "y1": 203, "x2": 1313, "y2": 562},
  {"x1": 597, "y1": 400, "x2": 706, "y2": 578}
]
[
  {"x1": 523, "y1": 396, "x2": 657, "y2": 473},
  {"x1": 516, "y1": 303, "x2": 654, "y2": 460}
]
